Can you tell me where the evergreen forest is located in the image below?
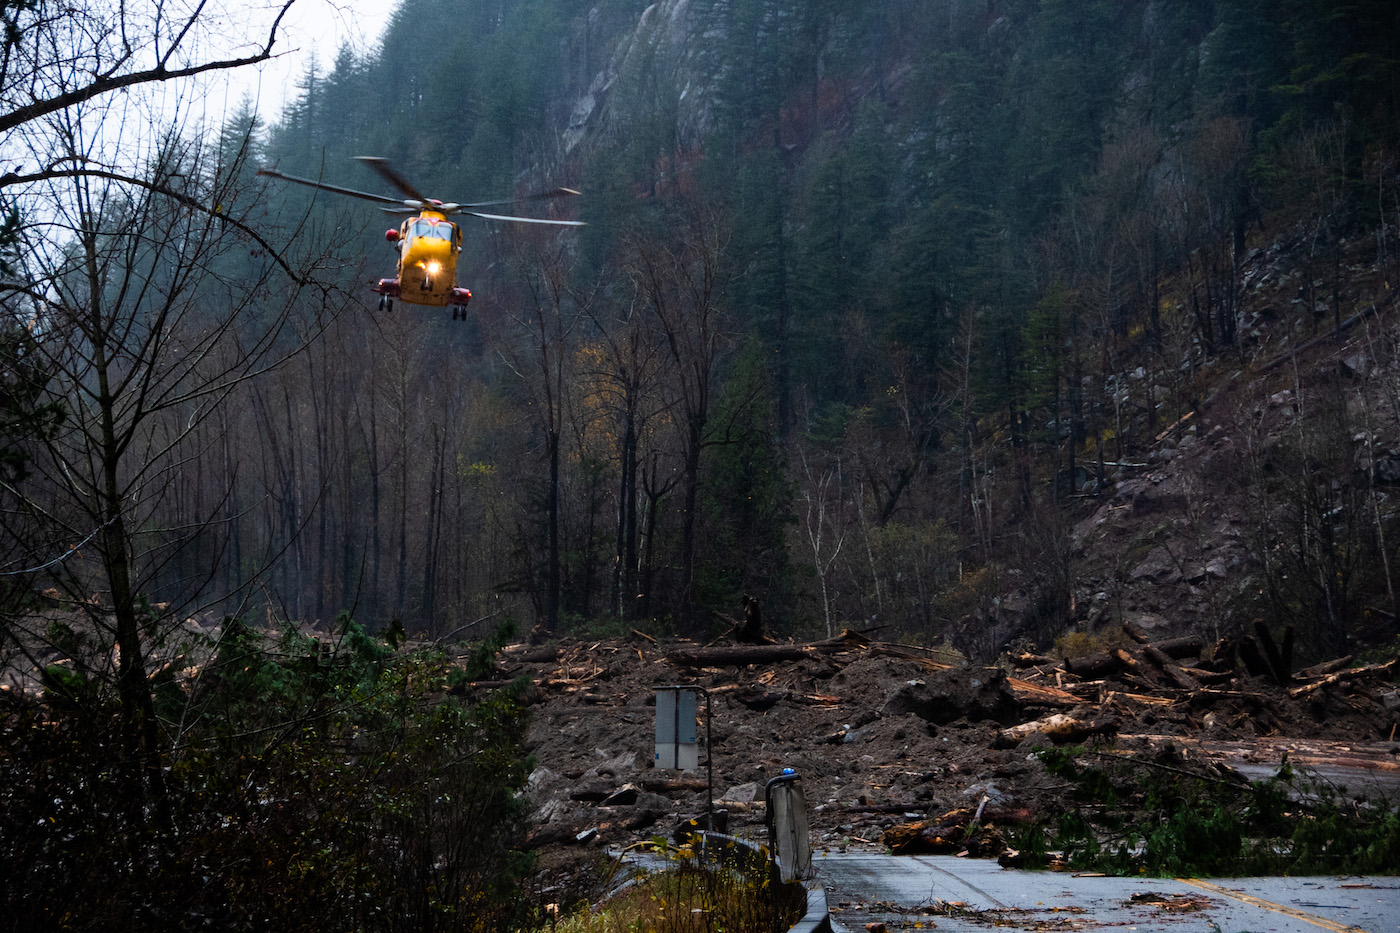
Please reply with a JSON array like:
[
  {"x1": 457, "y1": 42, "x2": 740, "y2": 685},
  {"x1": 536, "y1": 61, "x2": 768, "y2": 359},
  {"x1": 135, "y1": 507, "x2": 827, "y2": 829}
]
[{"x1": 241, "y1": 0, "x2": 1400, "y2": 648}]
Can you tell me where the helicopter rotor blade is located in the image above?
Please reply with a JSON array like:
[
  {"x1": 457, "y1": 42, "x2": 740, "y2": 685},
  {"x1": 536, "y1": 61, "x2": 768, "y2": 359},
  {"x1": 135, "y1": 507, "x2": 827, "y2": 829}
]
[
  {"x1": 456, "y1": 187, "x2": 583, "y2": 211},
  {"x1": 256, "y1": 167, "x2": 408, "y2": 207},
  {"x1": 261, "y1": 159, "x2": 583, "y2": 226},
  {"x1": 354, "y1": 156, "x2": 431, "y2": 204},
  {"x1": 463, "y1": 210, "x2": 585, "y2": 227}
]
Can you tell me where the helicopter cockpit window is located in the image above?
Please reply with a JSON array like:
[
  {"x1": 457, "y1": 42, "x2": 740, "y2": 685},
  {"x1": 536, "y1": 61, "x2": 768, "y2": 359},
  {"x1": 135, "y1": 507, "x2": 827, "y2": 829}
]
[{"x1": 411, "y1": 218, "x2": 453, "y2": 241}]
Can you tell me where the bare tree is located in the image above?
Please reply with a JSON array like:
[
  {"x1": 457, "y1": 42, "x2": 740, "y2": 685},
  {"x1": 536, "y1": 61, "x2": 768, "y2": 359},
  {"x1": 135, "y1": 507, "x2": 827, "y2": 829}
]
[
  {"x1": 0, "y1": 0, "x2": 301, "y2": 138},
  {"x1": 797, "y1": 448, "x2": 848, "y2": 637},
  {"x1": 0, "y1": 18, "x2": 327, "y2": 815},
  {"x1": 575, "y1": 278, "x2": 670, "y2": 622},
  {"x1": 499, "y1": 241, "x2": 582, "y2": 632},
  {"x1": 624, "y1": 206, "x2": 732, "y2": 630}
]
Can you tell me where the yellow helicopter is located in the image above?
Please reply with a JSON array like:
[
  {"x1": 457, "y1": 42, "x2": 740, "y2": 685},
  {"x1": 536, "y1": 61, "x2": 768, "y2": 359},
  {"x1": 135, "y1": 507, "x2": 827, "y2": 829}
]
[{"x1": 258, "y1": 157, "x2": 582, "y2": 318}]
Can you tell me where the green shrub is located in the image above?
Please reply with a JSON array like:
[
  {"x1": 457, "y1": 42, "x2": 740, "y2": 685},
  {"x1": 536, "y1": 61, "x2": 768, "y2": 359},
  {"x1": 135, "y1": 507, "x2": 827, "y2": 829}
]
[
  {"x1": 1026, "y1": 746, "x2": 1400, "y2": 877},
  {"x1": 0, "y1": 613, "x2": 535, "y2": 931}
]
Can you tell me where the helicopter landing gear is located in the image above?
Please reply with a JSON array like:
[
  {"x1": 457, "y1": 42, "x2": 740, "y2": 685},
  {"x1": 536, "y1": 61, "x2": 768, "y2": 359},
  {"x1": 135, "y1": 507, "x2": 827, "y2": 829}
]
[{"x1": 378, "y1": 296, "x2": 394, "y2": 313}]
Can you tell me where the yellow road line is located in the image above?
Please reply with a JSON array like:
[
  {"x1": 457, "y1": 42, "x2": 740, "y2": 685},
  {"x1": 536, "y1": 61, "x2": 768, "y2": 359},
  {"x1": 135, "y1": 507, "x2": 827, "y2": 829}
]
[{"x1": 1179, "y1": 878, "x2": 1369, "y2": 933}]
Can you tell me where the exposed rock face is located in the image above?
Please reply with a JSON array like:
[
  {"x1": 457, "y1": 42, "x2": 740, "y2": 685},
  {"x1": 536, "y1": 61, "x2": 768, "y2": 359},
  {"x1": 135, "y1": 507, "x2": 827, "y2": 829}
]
[{"x1": 565, "y1": 0, "x2": 717, "y2": 153}]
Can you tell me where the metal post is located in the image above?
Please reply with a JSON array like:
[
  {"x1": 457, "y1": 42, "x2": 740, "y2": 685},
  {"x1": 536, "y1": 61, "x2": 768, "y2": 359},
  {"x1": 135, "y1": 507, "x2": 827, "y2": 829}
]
[{"x1": 765, "y1": 768, "x2": 813, "y2": 882}]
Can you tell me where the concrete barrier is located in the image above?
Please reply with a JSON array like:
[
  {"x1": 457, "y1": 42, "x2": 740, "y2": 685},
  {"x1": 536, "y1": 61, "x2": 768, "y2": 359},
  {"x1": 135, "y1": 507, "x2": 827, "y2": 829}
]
[{"x1": 793, "y1": 881, "x2": 832, "y2": 933}]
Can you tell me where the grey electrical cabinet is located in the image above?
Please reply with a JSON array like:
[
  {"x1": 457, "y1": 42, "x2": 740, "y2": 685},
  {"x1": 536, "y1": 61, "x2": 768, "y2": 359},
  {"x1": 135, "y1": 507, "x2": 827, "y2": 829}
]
[{"x1": 654, "y1": 687, "x2": 700, "y2": 770}]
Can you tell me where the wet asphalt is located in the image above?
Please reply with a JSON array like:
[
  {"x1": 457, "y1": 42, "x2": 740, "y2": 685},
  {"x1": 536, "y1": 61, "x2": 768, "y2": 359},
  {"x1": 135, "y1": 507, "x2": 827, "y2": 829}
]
[{"x1": 816, "y1": 851, "x2": 1400, "y2": 933}]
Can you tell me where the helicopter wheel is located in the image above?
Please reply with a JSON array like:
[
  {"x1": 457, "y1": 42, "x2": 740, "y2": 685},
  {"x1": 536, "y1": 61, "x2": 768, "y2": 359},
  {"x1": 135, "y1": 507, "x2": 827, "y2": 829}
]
[{"x1": 377, "y1": 296, "x2": 385, "y2": 312}]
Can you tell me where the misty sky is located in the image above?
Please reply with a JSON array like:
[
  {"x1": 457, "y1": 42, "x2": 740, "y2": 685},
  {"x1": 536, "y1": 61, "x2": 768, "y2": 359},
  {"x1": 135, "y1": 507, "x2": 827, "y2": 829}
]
[{"x1": 213, "y1": 0, "x2": 396, "y2": 122}]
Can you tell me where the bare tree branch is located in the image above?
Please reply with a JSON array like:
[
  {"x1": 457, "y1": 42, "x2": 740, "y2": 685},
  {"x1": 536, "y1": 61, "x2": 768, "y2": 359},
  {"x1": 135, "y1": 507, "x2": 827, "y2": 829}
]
[{"x1": 0, "y1": 0, "x2": 300, "y2": 135}]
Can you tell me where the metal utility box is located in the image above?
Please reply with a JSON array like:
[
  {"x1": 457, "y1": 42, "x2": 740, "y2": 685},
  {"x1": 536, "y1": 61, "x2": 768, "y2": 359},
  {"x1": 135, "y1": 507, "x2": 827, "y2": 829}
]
[{"x1": 654, "y1": 686, "x2": 700, "y2": 770}]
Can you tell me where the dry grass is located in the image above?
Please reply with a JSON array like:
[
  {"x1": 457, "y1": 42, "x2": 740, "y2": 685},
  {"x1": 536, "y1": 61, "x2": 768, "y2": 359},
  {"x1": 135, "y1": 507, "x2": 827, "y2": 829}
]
[{"x1": 552, "y1": 861, "x2": 801, "y2": 933}]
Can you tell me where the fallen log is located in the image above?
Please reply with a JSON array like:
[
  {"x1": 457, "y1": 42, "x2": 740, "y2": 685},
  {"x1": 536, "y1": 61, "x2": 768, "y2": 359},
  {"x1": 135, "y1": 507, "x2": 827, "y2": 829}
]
[
  {"x1": 1065, "y1": 651, "x2": 1124, "y2": 679},
  {"x1": 1155, "y1": 409, "x2": 1195, "y2": 442},
  {"x1": 710, "y1": 800, "x2": 760, "y2": 813},
  {"x1": 502, "y1": 644, "x2": 562, "y2": 663},
  {"x1": 1295, "y1": 656, "x2": 1354, "y2": 679},
  {"x1": 1144, "y1": 645, "x2": 1202, "y2": 691},
  {"x1": 870, "y1": 642, "x2": 957, "y2": 669},
  {"x1": 791, "y1": 692, "x2": 843, "y2": 706},
  {"x1": 1151, "y1": 635, "x2": 1204, "y2": 660},
  {"x1": 1006, "y1": 677, "x2": 1081, "y2": 708},
  {"x1": 451, "y1": 677, "x2": 540, "y2": 695},
  {"x1": 1187, "y1": 688, "x2": 1266, "y2": 709},
  {"x1": 1288, "y1": 658, "x2": 1399, "y2": 697},
  {"x1": 1122, "y1": 620, "x2": 1152, "y2": 645},
  {"x1": 1160, "y1": 664, "x2": 1202, "y2": 691},
  {"x1": 1120, "y1": 673, "x2": 1177, "y2": 695},
  {"x1": 666, "y1": 630, "x2": 868, "y2": 668},
  {"x1": 883, "y1": 806, "x2": 1029, "y2": 856},
  {"x1": 994, "y1": 713, "x2": 1118, "y2": 748},
  {"x1": 1102, "y1": 690, "x2": 1176, "y2": 707},
  {"x1": 883, "y1": 807, "x2": 975, "y2": 855},
  {"x1": 666, "y1": 643, "x2": 817, "y2": 667},
  {"x1": 1177, "y1": 665, "x2": 1235, "y2": 686},
  {"x1": 1259, "y1": 294, "x2": 1397, "y2": 374},
  {"x1": 639, "y1": 777, "x2": 710, "y2": 793}
]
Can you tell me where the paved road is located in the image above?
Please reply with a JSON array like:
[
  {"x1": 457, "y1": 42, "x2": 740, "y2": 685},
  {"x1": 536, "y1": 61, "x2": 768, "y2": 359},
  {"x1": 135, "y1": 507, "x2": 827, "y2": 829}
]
[{"x1": 815, "y1": 852, "x2": 1400, "y2": 933}]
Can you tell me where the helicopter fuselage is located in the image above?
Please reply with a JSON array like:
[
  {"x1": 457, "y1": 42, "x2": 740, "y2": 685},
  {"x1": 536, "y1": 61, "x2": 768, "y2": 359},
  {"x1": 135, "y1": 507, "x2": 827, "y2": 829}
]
[{"x1": 373, "y1": 210, "x2": 471, "y2": 308}]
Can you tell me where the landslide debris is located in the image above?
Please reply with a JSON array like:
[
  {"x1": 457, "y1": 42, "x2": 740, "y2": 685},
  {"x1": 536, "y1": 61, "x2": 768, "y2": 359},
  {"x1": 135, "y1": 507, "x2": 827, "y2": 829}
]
[{"x1": 489, "y1": 629, "x2": 1400, "y2": 895}]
